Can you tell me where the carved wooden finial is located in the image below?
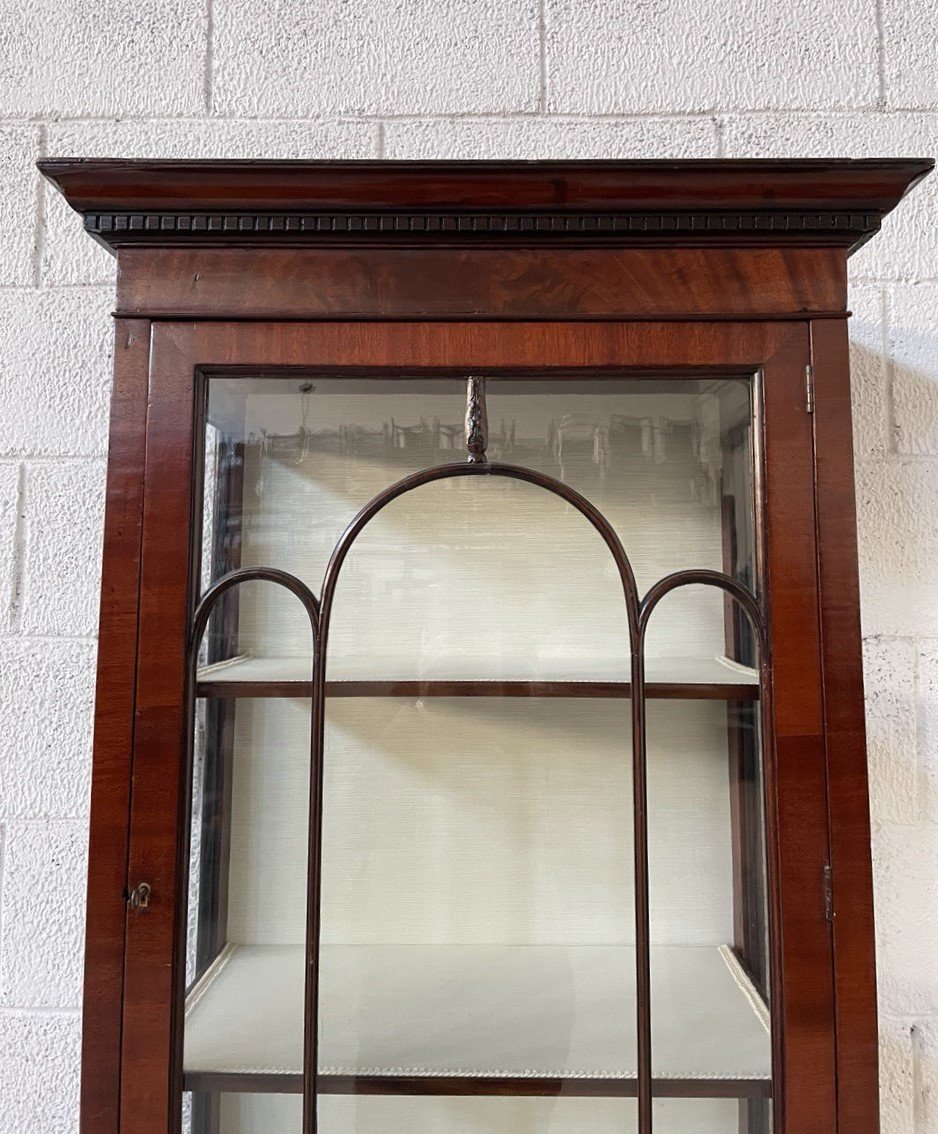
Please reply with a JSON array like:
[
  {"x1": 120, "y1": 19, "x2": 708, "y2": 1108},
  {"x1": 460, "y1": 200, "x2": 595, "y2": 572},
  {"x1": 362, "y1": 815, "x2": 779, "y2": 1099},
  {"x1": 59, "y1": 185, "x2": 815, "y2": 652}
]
[{"x1": 465, "y1": 376, "x2": 488, "y2": 464}]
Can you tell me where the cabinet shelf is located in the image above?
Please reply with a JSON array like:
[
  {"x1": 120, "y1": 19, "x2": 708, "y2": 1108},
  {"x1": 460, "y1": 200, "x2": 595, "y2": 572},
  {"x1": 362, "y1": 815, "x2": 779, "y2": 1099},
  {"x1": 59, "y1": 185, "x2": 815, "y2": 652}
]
[
  {"x1": 183, "y1": 943, "x2": 770, "y2": 1098},
  {"x1": 196, "y1": 655, "x2": 759, "y2": 701}
]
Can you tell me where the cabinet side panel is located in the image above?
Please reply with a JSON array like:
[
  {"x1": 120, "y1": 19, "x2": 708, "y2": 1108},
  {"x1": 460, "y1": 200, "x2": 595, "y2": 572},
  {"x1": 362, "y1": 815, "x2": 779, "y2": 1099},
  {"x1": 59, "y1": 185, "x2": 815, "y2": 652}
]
[
  {"x1": 810, "y1": 318, "x2": 880, "y2": 1134},
  {"x1": 81, "y1": 319, "x2": 151, "y2": 1134}
]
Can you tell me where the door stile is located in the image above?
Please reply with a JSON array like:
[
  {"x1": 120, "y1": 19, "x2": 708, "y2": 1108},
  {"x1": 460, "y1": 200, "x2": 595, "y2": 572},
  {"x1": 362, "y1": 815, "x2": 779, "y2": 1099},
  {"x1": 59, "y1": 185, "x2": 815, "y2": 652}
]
[{"x1": 120, "y1": 323, "x2": 201, "y2": 1134}]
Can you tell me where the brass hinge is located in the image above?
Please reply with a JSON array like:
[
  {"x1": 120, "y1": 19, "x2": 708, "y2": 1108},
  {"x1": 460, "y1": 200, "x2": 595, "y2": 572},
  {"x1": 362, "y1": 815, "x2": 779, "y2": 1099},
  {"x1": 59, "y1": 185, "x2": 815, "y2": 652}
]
[
  {"x1": 822, "y1": 863, "x2": 833, "y2": 922},
  {"x1": 805, "y1": 364, "x2": 815, "y2": 414}
]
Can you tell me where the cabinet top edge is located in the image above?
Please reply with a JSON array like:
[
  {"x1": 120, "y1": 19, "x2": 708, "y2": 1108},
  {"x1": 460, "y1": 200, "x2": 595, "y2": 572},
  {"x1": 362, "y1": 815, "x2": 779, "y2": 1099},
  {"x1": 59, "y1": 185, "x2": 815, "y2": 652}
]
[{"x1": 38, "y1": 157, "x2": 934, "y2": 255}]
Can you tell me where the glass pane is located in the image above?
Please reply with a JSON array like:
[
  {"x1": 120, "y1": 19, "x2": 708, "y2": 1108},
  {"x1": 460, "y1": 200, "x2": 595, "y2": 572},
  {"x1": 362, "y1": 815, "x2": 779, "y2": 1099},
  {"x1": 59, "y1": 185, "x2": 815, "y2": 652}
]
[
  {"x1": 218, "y1": 1094, "x2": 301, "y2": 1131},
  {"x1": 183, "y1": 693, "x2": 309, "y2": 1131},
  {"x1": 485, "y1": 375, "x2": 756, "y2": 604},
  {"x1": 645, "y1": 683, "x2": 772, "y2": 1128},
  {"x1": 320, "y1": 475, "x2": 636, "y2": 1124},
  {"x1": 316, "y1": 1097, "x2": 643, "y2": 1132},
  {"x1": 188, "y1": 372, "x2": 770, "y2": 1133},
  {"x1": 642, "y1": 377, "x2": 772, "y2": 1134},
  {"x1": 187, "y1": 1094, "x2": 745, "y2": 1133},
  {"x1": 209, "y1": 1095, "x2": 646, "y2": 1132},
  {"x1": 201, "y1": 377, "x2": 468, "y2": 671},
  {"x1": 654, "y1": 1100, "x2": 763, "y2": 1133}
]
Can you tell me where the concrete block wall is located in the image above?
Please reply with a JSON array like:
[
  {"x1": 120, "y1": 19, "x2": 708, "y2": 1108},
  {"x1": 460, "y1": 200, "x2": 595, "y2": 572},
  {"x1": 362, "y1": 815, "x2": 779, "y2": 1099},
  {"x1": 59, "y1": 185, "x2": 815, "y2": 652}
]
[{"x1": 0, "y1": 1, "x2": 935, "y2": 1129}]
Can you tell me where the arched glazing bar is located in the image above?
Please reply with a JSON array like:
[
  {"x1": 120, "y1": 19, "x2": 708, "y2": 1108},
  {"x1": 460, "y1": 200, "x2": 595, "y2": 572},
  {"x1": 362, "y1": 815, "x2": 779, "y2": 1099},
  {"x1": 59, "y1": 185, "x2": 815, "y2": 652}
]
[
  {"x1": 185, "y1": 567, "x2": 320, "y2": 1130},
  {"x1": 637, "y1": 568, "x2": 776, "y2": 1130},
  {"x1": 305, "y1": 459, "x2": 643, "y2": 1133},
  {"x1": 189, "y1": 566, "x2": 321, "y2": 653}
]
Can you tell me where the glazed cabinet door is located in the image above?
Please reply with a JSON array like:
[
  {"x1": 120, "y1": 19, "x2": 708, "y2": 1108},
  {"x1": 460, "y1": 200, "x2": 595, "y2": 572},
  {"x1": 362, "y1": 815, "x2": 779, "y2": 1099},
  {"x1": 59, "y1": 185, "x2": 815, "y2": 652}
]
[{"x1": 118, "y1": 321, "x2": 836, "y2": 1134}]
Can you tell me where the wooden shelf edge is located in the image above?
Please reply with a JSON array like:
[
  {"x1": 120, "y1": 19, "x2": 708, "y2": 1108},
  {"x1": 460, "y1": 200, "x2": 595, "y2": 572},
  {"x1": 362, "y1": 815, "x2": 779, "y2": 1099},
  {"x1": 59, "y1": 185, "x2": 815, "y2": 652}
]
[
  {"x1": 183, "y1": 1071, "x2": 772, "y2": 1099},
  {"x1": 196, "y1": 679, "x2": 759, "y2": 701}
]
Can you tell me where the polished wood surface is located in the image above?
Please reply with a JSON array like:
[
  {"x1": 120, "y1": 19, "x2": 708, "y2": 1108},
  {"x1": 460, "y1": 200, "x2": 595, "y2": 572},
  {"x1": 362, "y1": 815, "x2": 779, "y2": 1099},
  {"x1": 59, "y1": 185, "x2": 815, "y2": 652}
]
[
  {"x1": 39, "y1": 156, "x2": 933, "y2": 213},
  {"x1": 114, "y1": 246, "x2": 849, "y2": 321},
  {"x1": 810, "y1": 318, "x2": 881, "y2": 1134},
  {"x1": 38, "y1": 158, "x2": 933, "y2": 254},
  {"x1": 757, "y1": 326, "x2": 838, "y2": 1131},
  {"x1": 80, "y1": 320, "x2": 151, "y2": 1134},
  {"x1": 119, "y1": 326, "x2": 201, "y2": 1134},
  {"x1": 109, "y1": 319, "x2": 836, "y2": 1133},
  {"x1": 50, "y1": 158, "x2": 926, "y2": 1134},
  {"x1": 183, "y1": 1072, "x2": 773, "y2": 1099}
]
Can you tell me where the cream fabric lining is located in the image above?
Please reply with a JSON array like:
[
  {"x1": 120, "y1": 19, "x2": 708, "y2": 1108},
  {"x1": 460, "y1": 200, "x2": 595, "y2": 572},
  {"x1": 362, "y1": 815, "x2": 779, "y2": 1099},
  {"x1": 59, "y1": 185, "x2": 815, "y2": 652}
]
[{"x1": 184, "y1": 943, "x2": 771, "y2": 1082}]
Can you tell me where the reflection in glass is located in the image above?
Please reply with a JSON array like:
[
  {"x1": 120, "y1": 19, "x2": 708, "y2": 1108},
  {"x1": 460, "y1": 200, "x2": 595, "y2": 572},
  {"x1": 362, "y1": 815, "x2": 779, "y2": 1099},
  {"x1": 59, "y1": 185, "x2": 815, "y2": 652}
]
[
  {"x1": 319, "y1": 472, "x2": 636, "y2": 1129},
  {"x1": 198, "y1": 376, "x2": 755, "y2": 682},
  {"x1": 184, "y1": 373, "x2": 770, "y2": 1133},
  {"x1": 639, "y1": 376, "x2": 771, "y2": 1133}
]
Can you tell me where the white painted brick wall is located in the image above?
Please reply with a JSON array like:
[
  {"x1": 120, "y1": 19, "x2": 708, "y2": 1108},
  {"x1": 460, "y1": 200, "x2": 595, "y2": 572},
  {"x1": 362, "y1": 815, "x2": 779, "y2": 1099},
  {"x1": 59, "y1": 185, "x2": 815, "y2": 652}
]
[
  {"x1": 544, "y1": 0, "x2": 880, "y2": 113},
  {"x1": 0, "y1": 2, "x2": 934, "y2": 1129}
]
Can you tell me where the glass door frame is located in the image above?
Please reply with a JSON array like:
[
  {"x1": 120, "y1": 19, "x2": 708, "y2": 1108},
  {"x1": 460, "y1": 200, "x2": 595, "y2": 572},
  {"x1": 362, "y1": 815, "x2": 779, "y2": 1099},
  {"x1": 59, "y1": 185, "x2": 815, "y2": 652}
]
[{"x1": 118, "y1": 319, "x2": 837, "y2": 1134}]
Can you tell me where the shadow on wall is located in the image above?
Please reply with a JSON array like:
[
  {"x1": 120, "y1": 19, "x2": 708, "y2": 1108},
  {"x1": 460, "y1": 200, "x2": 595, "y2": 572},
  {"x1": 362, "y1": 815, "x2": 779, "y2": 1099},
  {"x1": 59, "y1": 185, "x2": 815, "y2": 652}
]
[
  {"x1": 849, "y1": 337, "x2": 938, "y2": 639},
  {"x1": 847, "y1": 328, "x2": 938, "y2": 1130}
]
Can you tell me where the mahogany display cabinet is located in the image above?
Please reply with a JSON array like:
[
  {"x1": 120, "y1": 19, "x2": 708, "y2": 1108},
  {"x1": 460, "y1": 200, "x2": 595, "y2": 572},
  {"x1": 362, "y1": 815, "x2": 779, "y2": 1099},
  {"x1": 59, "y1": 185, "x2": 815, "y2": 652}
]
[{"x1": 40, "y1": 158, "x2": 933, "y2": 1134}]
